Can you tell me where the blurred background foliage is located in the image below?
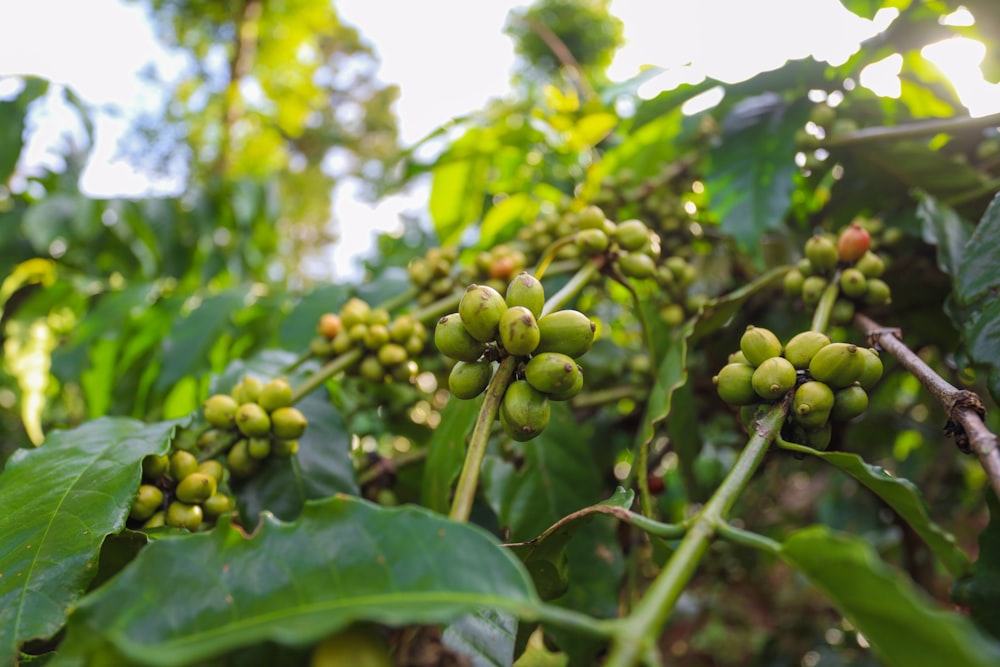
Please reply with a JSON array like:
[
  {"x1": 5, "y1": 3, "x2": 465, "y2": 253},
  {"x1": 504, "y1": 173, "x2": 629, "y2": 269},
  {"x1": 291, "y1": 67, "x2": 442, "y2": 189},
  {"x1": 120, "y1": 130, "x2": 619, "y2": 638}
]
[{"x1": 3, "y1": 0, "x2": 1000, "y2": 664}]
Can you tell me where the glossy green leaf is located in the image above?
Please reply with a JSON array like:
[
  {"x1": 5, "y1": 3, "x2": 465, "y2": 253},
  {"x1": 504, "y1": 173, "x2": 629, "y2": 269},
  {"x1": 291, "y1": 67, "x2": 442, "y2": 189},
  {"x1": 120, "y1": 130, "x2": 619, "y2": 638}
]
[
  {"x1": 429, "y1": 128, "x2": 493, "y2": 246},
  {"x1": 636, "y1": 318, "x2": 696, "y2": 454},
  {"x1": 479, "y1": 193, "x2": 537, "y2": 249},
  {"x1": 442, "y1": 609, "x2": 517, "y2": 667},
  {"x1": 0, "y1": 417, "x2": 179, "y2": 662},
  {"x1": 277, "y1": 283, "x2": 351, "y2": 352},
  {"x1": 777, "y1": 439, "x2": 970, "y2": 576},
  {"x1": 705, "y1": 98, "x2": 809, "y2": 256},
  {"x1": 54, "y1": 497, "x2": 542, "y2": 667},
  {"x1": 0, "y1": 77, "x2": 48, "y2": 183},
  {"x1": 212, "y1": 351, "x2": 358, "y2": 522},
  {"x1": 483, "y1": 403, "x2": 603, "y2": 541},
  {"x1": 916, "y1": 190, "x2": 975, "y2": 281},
  {"x1": 421, "y1": 397, "x2": 480, "y2": 514},
  {"x1": 956, "y1": 192, "x2": 1000, "y2": 307},
  {"x1": 953, "y1": 491, "x2": 1000, "y2": 639},
  {"x1": 782, "y1": 527, "x2": 1000, "y2": 667}
]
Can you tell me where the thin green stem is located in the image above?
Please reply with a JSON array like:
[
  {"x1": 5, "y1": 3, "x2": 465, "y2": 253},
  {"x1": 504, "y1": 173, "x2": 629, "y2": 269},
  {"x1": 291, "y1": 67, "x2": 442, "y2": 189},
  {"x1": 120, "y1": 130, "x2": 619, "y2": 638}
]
[
  {"x1": 810, "y1": 275, "x2": 840, "y2": 334},
  {"x1": 448, "y1": 356, "x2": 518, "y2": 523},
  {"x1": 410, "y1": 290, "x2": 463, "y2": 326},
  {"x1": 379, "y1": 286, "x2": 420, "y2": 312},
  {"x1": 637, "y1": 429, "x2": 654, "y2": 518},
  {"x1": 289, "y1": 349, "x2": 359, "y2": 405},
  {"x1": 282, "y1": 350, "x2": 313, "y2": 374},
  {"x1": 570, "y1": 384, "x2": 646, "y2": 409},
  {"x1": 534, "y1": 603, "x2": 618, "y2": 639},
  {"x1": 196, "y1": 430, "x2": 239, "y2": 462},
  {"x1": 356, "y1": 447, "x2": 429, "y2": 487},
  {"x1": 540, "y1": 261, "x2": 601, "y2": 317},
  {"x1": 823, "y1": 112, "x2": 1000, "y2": 148},
  {"x1": 534, "y1": 236, "x2": 577, "y2": 280},
  {"x1": 603, "y1": 399, "x2": 789, "y2": 667},
  {"x1": 627, "y1": 513, "x2": 689, "y2": 540},
  {"x1": 713, "y1": 521, "x2": 781, "y2": 555}
]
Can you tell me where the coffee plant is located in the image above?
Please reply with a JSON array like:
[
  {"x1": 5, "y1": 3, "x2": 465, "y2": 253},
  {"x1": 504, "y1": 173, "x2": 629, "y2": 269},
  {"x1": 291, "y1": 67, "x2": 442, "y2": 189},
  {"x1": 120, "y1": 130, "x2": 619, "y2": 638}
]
[{"x1": 4, "y1": 2, "x2": 1000, "y2": 665}]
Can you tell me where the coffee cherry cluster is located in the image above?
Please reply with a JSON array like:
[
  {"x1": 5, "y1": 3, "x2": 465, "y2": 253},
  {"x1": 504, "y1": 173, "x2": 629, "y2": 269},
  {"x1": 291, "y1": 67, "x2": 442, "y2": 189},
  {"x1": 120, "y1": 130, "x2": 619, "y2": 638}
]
[
  {"x1": 473, "y1": 243, "x2": 529, "y2": 285},
  {"x1": 407, "y1": 246, "x2": 461, "y2": 306},
  {"x1": 784, "y1": 223, "x2": 891, "y2": 324},
  {"x1": 435, "y1": 273, "x2": 596, "y2": 441},
  {"x1": 131, "y1": 450, "x2": 235, "y2": 532},
  {"x1": 311, "y1": 298, "x2": 426, "y2": 384},
  {"x1": 714, "y1": 326, "x2": 883, "y2": 450},
  {"x1": 203, "y1": 375, "x2": 307, "y2": 479}
]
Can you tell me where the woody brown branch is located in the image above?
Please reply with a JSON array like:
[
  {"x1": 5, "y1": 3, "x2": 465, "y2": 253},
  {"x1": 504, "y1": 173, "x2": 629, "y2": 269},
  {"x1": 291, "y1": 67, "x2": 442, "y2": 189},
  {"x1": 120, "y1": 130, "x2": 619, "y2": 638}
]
[{"x1": 854, "y1": 313, "x2": 1000, "y2": 500}]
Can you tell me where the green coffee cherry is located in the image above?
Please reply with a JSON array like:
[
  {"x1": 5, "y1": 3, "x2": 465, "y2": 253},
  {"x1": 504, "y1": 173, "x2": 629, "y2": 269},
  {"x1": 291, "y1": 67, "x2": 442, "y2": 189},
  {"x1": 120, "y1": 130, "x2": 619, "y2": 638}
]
[
  {"x1": 377, "y1": 343, "x2": 408, "y2": 367},
  {"x1": 548, "y1": 368, "x2": 584, "y2": 401},
  {"x1": 499, "y1": 306, "x2": 540, "y2": 356},
  {"x1": 388, "y1": 315, "x2": 417, "y2": 344},
  {"x1": 740, "y1": 326, "x2": 782, "y2": 367},
  {"x1": 576, "y1": 205, "x2": 607, "y2": 230},
  {"x1": 258, "y1": 378, "x2": 293, "y2": 412},
  {"x1": 363, "y1": 324, "x2": 391, "y2": 351},
  {"x1": 524, "y1": 352, "x2": 580, "y2": 395},
  {"x1": 142, "y1": 453, "x2": 170, "y2": 481},
  {"x1": 864, "y1": 279, "x2": 892, "y2": 305},
  {"x1": 784, "y1": 269, "x2": 805, "y2": 296},
  {"x1": 176, "y1": 472, "x2": 218, "y2": 504},
  {"x1": 197, "y1": 460, "x2": 225, "y2": 483},
  {"x1": 728, "y1": 350, "x2": 750, "y2": 365},
  {"x1": 142, "y1": 511, "x2": 166, "y2": 529},
  {"x1": 505, "y1": 273, "x2": 546, "y2": 318},
  {"x1": 236, "y1": 402, "x2": 271, "y2": 438},
  {"x1": 434, "y1": 313, "x2": 486, "y2": 362},
  {"x1": 855, "y1": 251, "x2": 885, "y2": 278},
  {"x1": 448, "y1": 361, "x2": 494, "y2": 399},
  {"x1": 271, "y1": 406, "x2": 308, "y2": 440},
  {"x1": 227, "y1": 440, "x2": 259, "y2": 479},
  {"x1": 535, "y1": 310, "x2": 596, "y2": 359},
  {"x1": 459, "y1": 284, "x2": 508, "y2": 342},
  {"x1": 615, "y1": 220, "x2": 650, "y2": 252},
  {"x1": 576, "y1": 228, "x2": 610, "y2": 255},
  {"x1": 839, "y1": 268, "x2": 868, "y2": 299},
  {"x1": 805, "y1": 235, "x2": 838, "y2": 272},
  {"x1": 130, "y1": 485, "x2": 164, "y2": 521},
  {"x1": 619, "y1": 252, "x2": 656, "y2": 279},
  {"x1": 783, "y1": 331, "x2": 831, "y2": 369},
  {"x1": 804, "y1": 422, "x2": 833, "y2": 451},
  {"x1": 802, "y1": 276, "x2": 828, "y2": 305},
  {"x1": 272, "y1": 438, "x2": 299, "y2": 457},
  {"x1": 751, "y1": 357, "x2": 797, "y2": 400},
  {"x1": 170, "y1": 450, "x2": 199, "y2": 481},
  {"x1": 248, "y1": 437, "x2": 272, "y2": 459},
  {"x1": 500, "y1": 380, "x2": 550, "y2": 442},
  {"x1": 830, "y1": 299, "x2": 856, "y2": 326},
  {"x1": 203, "y1": 493, "x2": 234, "y2": 518},
  {"x1": 832, "y1": 384, "x2": 869, "y2": 421},
  {"x1": 166, "y1": 501, "x2": 203, "y2": 531},
  {"x1": 359, "y1": 355, "x2": 386, "y2": 383},
  {"x1": 203, "y1": 394, "x2": 239, "y2": 428},
  {"x1": 339, "y1": 297, "x2": 371, "y2": 329},
  {"x1": 808, "y1": 343, "x2": 867, "y2": 388},
  {"x1": 856, "y1": 348, "x2": 884, "y2": 391},
  {"x1": 793, "y1": 381, "x2": 835, "y2": 428},
  {"x1": 234, "y1": 376, "x2": 264, "y2": 405},
  {"x1": 714, "y1": 363, "x2": 757, "y2": 406}
]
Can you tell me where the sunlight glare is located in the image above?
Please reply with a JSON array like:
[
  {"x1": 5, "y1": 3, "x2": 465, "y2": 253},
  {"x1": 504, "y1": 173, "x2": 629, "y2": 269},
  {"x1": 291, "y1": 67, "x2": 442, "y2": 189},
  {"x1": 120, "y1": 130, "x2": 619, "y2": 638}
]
[
  {"x1": 922, "y1": 37, "x2": 1000, "y2": 116},
  {"x1": 859, "y1": 54, "x2": 902, "y2": 98}
]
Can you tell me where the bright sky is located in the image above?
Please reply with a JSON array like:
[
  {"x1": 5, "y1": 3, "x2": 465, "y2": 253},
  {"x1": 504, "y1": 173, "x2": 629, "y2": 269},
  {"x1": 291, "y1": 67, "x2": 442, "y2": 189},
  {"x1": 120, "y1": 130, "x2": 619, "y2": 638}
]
[{"x1": 2, "y1": 0, "x2": 999, "y2": 280}]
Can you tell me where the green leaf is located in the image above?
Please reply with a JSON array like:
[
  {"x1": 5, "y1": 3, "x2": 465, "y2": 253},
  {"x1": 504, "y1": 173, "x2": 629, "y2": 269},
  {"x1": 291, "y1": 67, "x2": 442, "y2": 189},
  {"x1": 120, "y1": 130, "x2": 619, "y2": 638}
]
[
  {"x1": 705, "y1": 97, "x2": 808, "y2": 256},
  {"x1": 213, "y1": 351, "x2": 358, "y2": 522},
  {"x1": 421, "y1": 397, "x2": 479, "y2": 514},
  {"x1": 953, "y1": 490, "x2": 1000, "y2": 640},
  {"x1": 429, "y1": 128, "x2": 494, "y2": 246},
  {"x1": 0, "y1": 417, "x2": 179, "y2": 662},
  {"x1": 55, "y1": 497, "x2": 541, "y2": 667},
  {"x1": 483, "y1": 403, "x2": 603, "y2": 541},
  {"x1": 776, "y1": 440, "x2": 971, "y2": 576},
  {"x1": 0, "y1": 77, "x2": 48, "y2": 184},
  {"x1": 442, "y1": 609, "x2": 517, "y2": 667},
  {"x1": 956, "y1": 192, "x2": 1000, "y2": 308},
  {"x1": 782, "y1": 527, "x2": 1000, "y2": 667},
  {"x1": 479, "y1": 193, "x2": 537, "y2": 249},
  {"x1": 277, "y1": 284, "x2": 351, "y2": 352},
  {"x1": 636, "y1": 318, "x2": 695, "y2": 454},
  {"x1": 916, "y1": 190, "x2": 975, "y2": 281},
  {"x1": 692, "y1": 266, "x2": 791, "y2": 341}
]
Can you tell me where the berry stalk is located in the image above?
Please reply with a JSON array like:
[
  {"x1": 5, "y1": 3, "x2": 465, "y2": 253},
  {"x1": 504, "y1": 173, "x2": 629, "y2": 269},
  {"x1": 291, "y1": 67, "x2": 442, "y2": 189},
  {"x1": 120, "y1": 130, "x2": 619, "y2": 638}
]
[
  {"x1": 448, "y1": 355, "x2": 518, "y2": 523},
  {"x1": 810, "y1": 274, "x2": 840, "y2": 334}
]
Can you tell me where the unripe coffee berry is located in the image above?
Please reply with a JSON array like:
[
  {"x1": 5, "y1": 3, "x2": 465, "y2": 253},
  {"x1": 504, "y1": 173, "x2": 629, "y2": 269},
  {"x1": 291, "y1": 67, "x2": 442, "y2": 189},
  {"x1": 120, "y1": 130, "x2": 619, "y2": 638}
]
[
  {"x1": 197, "y1": 459, "x2": 225, "y2": 483},
  {"x1": 142, "y1": 453, "x2": 170, "y2": 481},
  {"x1": 839, "y1": 268, "x2": 868, "y2": 299},
  {"x1": 501, "y1": 380, "x2": 551, "y2": 442},
  {"x1": 318, "y1": 313, "x2": 342, "y2": 340},
  {"x1": 832, "y1": 384, "x2": 869, "y2": 421},
  {"x1": 234, "y1": 376, "x2": 264, "y2": 404},
  {"x1": 576, "y1": 228, "x2": 609, "y2": 255},
  {"x1": 805, "y1": 235, "x2": 838, "y2": 272},
  {"x1": 166, "y1": 501, "x2": 203, "y2": 531},
  {"x1": 505, "y1": 273, "x2": 545, "y2": 318},
  {"x1": 459, "y1": 284, "x2": 508, "y2": 343},
  {"x1": 204, "y1": 394, "x2": 239, "y2": 429},
  {"x1": 434, "y1": 314, "x2": 485, "y2": 362},
  {"x1": 203, "y1": 493, "x2": 234, "y2": 518},
  {"x1": 176, "y1": 472, "x2": 218, "y2": 504},
  {"x1": 548, "y1": 368, "x2": 584, "y2": 401},
  {"x1": 714, "y1": 363, "x2": 757, "y2": 406},
  {"x1": 739, "y1": 326, "x2": 782, "y2": 367},
  {"x1": 271, "y1": 406, "x2": 308, "y2": 440},
  {"x1": 809, "y1": 343, "x2": 866, "y2": 388},
  {"x1": 615, "y1": 219, "x2": 650, "y2": 252},
  {"x1": 248, "y1": 437, "x2": 272, "y2": 459},
  {"x1": 340, "y1": 298, "x2": 371, "y2": 329},
  {"x1": 855, "y1": 251, "x2": 885, "y2": 278},
  {"x1": 448, "y1": 361, "x2": 494, "y2": 399},
  {"x1": 525, "y1": 352, "x2": 580, "y2": 394},
  {"x1": 783, "y1": 331, "x2": 830, "y2": 369},
  {"x1": 377, "y1": 343, "x2": 408, "y2": 367},
  {"x1": 130, "y1": 485, "x2": 164, "y2": 521},
  {"x1": 236, "y1": 402, "x2": 271, "y2": 438},
  {"x1": 793, "y1": 381, "x2": 835, "y2": 428},
  {"x1": 751, "y1": 357, "x2": 797, "y2": 400},
  {"x1": 359, "y1": 355, "x2": 386, "y2": 382},
  {"x1": 227, "y1": 440, "x2": 259, "y2": 479},
  {"x1": 619, "y1": 252, "x2": 656, "y2": 279},
  {"x1": 535, "y1": 310, "x2": 596, "y2": 359},
  {"x1": 784, "y1": 269, "x2": 805, "y2": 296},
  {"x1": 499, "y1": 306, "x2": 540, "y2": 356},
  {"x1": 856, "y1": 348, "x2": 884, "y2": 391},
  {"x1": 801, "y1": 276, "x2": 827, "y2": 305},
  {"x1": 864, "y1": 279, "x2": 892, "y2": 306},
  {"x1": 170, "y1": 450, "x2": 199, "y2": 481},
  {"x1": 258, "y1": 378, "x2": 293, "y2": 412}
]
